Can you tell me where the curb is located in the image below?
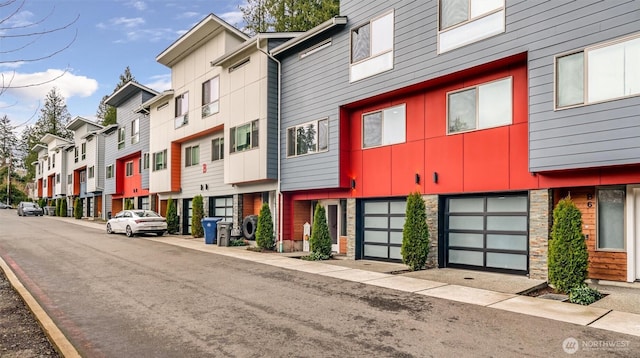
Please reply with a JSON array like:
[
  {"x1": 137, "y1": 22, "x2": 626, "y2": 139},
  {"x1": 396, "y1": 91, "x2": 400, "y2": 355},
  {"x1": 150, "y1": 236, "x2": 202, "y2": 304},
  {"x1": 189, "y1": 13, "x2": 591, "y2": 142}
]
[{"x1": 0, "y1": 256, "x2": 81, "y2": 358}]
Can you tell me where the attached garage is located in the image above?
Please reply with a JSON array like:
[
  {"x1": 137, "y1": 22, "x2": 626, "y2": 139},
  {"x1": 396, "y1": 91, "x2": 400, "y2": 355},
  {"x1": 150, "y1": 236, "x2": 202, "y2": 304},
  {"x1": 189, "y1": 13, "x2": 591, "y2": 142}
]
[
  {"x1": 444, "y1": 194, "x2": 529, "y2": 275},
  {"x1": 359, "y1": 198, "x2": 406, "y2": 262}
]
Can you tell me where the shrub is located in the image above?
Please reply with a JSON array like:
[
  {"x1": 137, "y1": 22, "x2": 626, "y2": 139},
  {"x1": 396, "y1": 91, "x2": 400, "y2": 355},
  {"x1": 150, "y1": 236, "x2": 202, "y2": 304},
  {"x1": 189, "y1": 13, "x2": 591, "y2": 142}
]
[
  {"x1": 310, "y1": 203, "x2": 332, "y2": 258},
  {"x1": 548, "y1": 196, "x2": 588, "y2": 293},
  {"x1": 191, "y1": 195, "x2": 204, "y2": 238},
  {"x1": 255, "y1": 203, "x2": 275, "y2": 250},
  {"x1": 125, "y1": 198, "x2": 134, "y2": 210},
  {"x1": 301, "y1": 251, "x2": 330, "y2": 261},
  {"x1": 38, "y1": 198, "x2": 46, "y2": 208},
  {"x1": 569, "y1": 285, "x2": 603, "y2": 305},
  {"x1": 401, "y1": 192, "x2": 430, "y2": 271},
  {"x1": 166, "y1": 198, "x2": 179, "y2": 234},
  {"x1": 73, "y1": 197, "x2": 82, "y2": 219},
  {"x1": 60, "y1": 199, "x2": 67, "y2": 217}
]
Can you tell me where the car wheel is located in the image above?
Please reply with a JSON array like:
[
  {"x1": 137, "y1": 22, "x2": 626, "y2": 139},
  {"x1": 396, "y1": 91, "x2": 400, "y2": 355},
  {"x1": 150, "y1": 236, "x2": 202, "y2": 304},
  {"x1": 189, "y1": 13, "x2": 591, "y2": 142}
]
[
  {"x1": 125, "y1": 225, "x2": 134, "y2": 237},
  {"x1": 157, "y1": 231, "x2": 165, "y2": 236},
  {"x1": 107, "y1": 223, "x2": 113, "y2": 234}
]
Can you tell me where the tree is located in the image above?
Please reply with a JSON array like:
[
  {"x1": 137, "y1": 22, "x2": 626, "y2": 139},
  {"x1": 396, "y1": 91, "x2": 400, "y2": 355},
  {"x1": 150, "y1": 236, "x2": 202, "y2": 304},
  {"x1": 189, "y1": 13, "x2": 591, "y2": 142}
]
[
  {"x1": 191, "y1": 195, "x2": 204, "y2": 238},
  {"x1": 19, "y1": 125, "x2": 40, "y2": 180},
  {"x1": 166, "y1": 198, "x2": 179, "y2": 234},
  {"x1": 60, "y1": 198, "x2": 67, "y2": 217},
  {"x1": 548, "y1": 196, "x2": 589, "y2": 293},
  {"x1": 124, "y1": 198, "x2": 134, "y2": 210},
  {"x1": 73, "y1": 197, "x2": 82, "y2": 219},
  {"x1": 401, "y1": 192, "x2": 430, "y2": 271},
  {"x1": 255, "y1": 202, "x2": 275, "y2": 249},
  {"x1": 310, "y1": 203, "x2": 331, "y2": 258},
  {"x1": 0, "y1": 115, "x2": 18, "y2": 163},
  {"x1": 96, "y1": 67, "x2": 136, "y2": 126},
  {"x1": 33, "y1": 87, "x2": 72, "y2": 139},
  {"x1": 240, "y1": 0, "x2": 339, "y2": 35},
  {"x1": 0, "y1": 0, "x2": 79, "y2": 96}
]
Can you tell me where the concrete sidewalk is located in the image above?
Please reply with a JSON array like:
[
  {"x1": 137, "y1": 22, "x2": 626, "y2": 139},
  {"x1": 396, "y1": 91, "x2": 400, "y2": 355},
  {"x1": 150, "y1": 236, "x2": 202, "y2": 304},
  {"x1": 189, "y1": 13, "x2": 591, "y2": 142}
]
[{"x1": 43, "y1": 216, "x2": 640, "y2": 338}]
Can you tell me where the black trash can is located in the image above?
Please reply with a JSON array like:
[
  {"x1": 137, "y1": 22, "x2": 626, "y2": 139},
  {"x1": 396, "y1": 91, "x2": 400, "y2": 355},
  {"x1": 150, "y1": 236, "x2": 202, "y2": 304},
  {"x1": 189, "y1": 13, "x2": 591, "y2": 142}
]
[
  {"x1": 201, "y1": 217, "x2": 222, "y2": 244},
  {"x1": 217, "y1": 221, "x2": 232, "y2": 247}
]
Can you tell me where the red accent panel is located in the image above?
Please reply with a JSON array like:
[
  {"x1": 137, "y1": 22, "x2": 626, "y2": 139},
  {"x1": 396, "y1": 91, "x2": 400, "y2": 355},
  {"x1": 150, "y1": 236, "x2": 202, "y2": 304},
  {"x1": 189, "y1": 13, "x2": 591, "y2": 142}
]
[
  {"x1": 403, "y1": 93, "x2": 425, "y2": 143},
  {"x1": 511, "y1": 65, "x2": 528, "y2": 124},
  {"x1": 391, "y1": 140, "x2": 424, "y2": 196},
  {"x1": 122, "y1": 155, "x2": 142, "y2": 198},
  {"x1": 509, "y1": 123, "x2": 539, "y2": 189},
  {"x1": 361, "y1": 146, "x2": 392, "y2": 197},
  {"x1": 463, "y1": 127, "x2": 510, "y2": 192},
  {"x1": 425, "y1": 134, "x2": 464, "y2": 193},
  {"x1": 171, "y1": 142, "x2": 181, "y2": 192}
]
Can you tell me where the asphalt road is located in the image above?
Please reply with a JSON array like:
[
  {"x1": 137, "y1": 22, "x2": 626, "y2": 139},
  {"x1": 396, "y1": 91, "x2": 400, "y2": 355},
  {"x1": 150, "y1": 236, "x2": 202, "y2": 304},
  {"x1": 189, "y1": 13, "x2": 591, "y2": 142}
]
[{"x1": 0, "y1": 210, "x2": 638, "y2": 357}]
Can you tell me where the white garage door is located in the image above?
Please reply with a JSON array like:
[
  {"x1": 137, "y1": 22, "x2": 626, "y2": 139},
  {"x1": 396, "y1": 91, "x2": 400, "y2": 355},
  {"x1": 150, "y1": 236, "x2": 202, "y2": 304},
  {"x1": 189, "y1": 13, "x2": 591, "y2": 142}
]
[{"x1": 445, "y1": 194, "x2": 529, "y2": 274}]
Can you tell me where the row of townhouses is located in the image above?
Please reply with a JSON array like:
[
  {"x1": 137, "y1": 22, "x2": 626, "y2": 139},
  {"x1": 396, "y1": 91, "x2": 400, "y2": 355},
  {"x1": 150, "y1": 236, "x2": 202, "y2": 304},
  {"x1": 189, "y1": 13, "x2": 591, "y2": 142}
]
[{"x1": 32, "y1": 0, "x2": 640, "y2": 283}]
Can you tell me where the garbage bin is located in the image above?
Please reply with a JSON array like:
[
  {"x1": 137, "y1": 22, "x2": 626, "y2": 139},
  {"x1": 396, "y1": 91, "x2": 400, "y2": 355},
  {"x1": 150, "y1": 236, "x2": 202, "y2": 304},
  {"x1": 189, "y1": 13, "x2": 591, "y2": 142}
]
[
  {"x1": 217, "y1": 221, "x2": 232, "y2": 247},
  {"x1": 201, "y1": 217, "x2": 222, "y2": 244}
]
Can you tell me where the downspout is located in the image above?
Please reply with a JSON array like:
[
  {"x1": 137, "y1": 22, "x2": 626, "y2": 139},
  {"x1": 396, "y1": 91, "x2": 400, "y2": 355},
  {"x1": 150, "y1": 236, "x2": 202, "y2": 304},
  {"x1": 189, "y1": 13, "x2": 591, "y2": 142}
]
[{"x1": 256, "y1": 36, "x2": 284, "y2": 252}]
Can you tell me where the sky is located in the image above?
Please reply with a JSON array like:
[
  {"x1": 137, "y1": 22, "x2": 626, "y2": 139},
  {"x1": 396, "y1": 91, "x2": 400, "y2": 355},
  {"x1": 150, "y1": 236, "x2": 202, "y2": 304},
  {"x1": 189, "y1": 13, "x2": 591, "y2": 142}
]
[{"x1": 1, "y1": 0, "x2": 246, "y2": 135}]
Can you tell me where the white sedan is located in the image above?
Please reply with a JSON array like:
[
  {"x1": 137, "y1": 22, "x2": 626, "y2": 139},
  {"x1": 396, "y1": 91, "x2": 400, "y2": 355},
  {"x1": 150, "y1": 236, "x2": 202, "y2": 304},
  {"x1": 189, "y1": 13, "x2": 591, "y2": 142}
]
[{"x1": 106, "y1": 210, "x2": 167, "y2": 237}]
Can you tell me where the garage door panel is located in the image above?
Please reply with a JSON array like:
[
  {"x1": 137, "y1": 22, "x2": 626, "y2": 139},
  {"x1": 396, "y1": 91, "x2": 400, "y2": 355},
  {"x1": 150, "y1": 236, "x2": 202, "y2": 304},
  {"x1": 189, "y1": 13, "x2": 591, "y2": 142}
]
[
  {"x1": 364, "y1": 230, "x2": 388, "y2": 243},
  {"x1": 365, "y1": 244, "x2": 388, "y2": 258},
  {"x1": 389, "y1": 217, "x2": 405, "y2": 229},
  {"x1": 486, "y1": 253, "x2": 527, "y2": 271},
  {"x1": 486, "y1": 216, "x2": 527, "y2": 231},
  {"x1": 364, "y1": 201, "x2": 388, "y2": 214},
  {"x1": 487, "y1": 196, "x2": 527, "y2": 212},
  {"x1": 449, "y1": 233, "x2": 484, "y2": 248},
  {"x1": 365, "y1": 217, "x2": 388, "y2": 228},
  {"x1": 389, "y1": 246, "x2": 402, "y2": 260},
  {"x1": 362, "y1": 198, "x2": 406, "y2": 262},
  {"x1": 486, "y1": 234, "x2": 527, "y2": 251},
  {"x1": 389, "y1": 201, "x2": 406, "y2": 214},
  {"x1": 449, "y1": 250, "x2": 484, "y2": 266},
  {"x1": 449, "y1": 216, "x2": 483, "y2": 230},
  {"x1": 389, "y1": 231, "x2": 403, "y2": 245}
]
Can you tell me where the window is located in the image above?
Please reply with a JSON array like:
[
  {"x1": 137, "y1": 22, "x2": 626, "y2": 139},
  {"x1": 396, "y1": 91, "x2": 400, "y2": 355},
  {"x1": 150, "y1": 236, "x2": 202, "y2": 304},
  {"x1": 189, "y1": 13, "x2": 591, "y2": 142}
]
[
  {"x1": 185, "y1": 145, "x2": 199, "y2": 167},
  {"x1": 56, "y1": 173, "x2": 60, "y2": 183},
  {"x1": 556, "y1": 34, "x2": 640, "y2": 108},
  {"x1": 143, "y1": 153, "x2": 149, "y2": 170},
  {"x1": 106, "y1": 164, "x2": 114, "y2": 179},
  {"x1": 362, "y1": 105, "x2": 406, "y2": 148},
  {"x1": 350, "y1": 10, "x2": 394, "y2": 82},
  {"x1": 47, "y1": 157, "x2": 50, "y2": 170},
  {"x1": 138, "y1": 158, "x2": 142, "y2": 173},
  {"x1": 131, "y1": 118, "x2": 139, "y2": 144},
  {"x1": 447, "y1": 77, "x2": 512, "y2": 134},
  {"x1": 202, "y1": 77, "x2": 219, "y2": 117},
  {"x1": 597, "y1": 188, "x2": 625, "y2": 251},
  {"x1": 300, "y1": 39, "x2": 332, "y2": 59},
  {"x1": 230, "y1": 120, "x2": 259, "y2": 153},
  {"x1": 81, "y1": 142, "x2": 86, "y2": 160},
  {"x1": 52, "y1": 153, "x2": 55, "y2": 168},
  {"x1": 126, "y1": 161, "x2": 134, "y2": 176},
  {"x1": 211, "y1": 138, "x2": 224, "y2": 161},
  {"x1": 153, "y1": 149, "x2": 167, "y2": 171},
  {"x1": 175, "y1": 92, "x2": 189, "y2": 128},
  {"x1": 287, "y1": 118, "x2": 329, "y2": 157},
  {"x1": 88, "y1": 166, "x2": 94, "y2": 179},
  {"x1": 80, "y1": 171, "x2": 86, "y2": 183},
  {"x1": 74, "y1": 147, "x2": 79, "y2": 163},
  {"x1": 210, "y1": 196, "x2": 233, "y2": 222},
  {"x1": 118, "y1": 127, "x2": 125, "y2": 149},
  {"x1": 67, "y1": 174, "x2": 72, "y2": 183},
  {"x1": 438, "y1": 0, "x2": 505, "y2": 53}
]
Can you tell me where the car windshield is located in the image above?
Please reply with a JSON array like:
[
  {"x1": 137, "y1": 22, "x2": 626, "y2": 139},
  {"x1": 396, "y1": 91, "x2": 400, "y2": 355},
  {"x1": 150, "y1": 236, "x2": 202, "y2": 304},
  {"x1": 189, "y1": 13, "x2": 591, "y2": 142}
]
[
  {"x1": 132, "y1": 211, "x2": 160, "y2": 218},
  {"x1": 23, "y1": 203, "x2": 35, "y2": 207}
]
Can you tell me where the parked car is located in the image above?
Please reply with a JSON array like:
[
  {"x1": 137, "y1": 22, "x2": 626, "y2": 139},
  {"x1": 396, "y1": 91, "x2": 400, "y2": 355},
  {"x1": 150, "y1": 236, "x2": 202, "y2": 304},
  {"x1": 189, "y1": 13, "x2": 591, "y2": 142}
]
[
  {"x1": 106, "y1": 210, "x2": 167, "y2": 237},
  {"x1": 0, "y1": 202, "x2": 11, "y2": 209},
  {"x1": 17, "y1": 202, "x2": 44, "y2": 216}
]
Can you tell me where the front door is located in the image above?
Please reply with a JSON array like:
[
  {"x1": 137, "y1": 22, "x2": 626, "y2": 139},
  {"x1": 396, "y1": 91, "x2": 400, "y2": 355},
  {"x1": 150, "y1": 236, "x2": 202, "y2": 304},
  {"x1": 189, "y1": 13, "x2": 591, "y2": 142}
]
[
  {"x1": 182, "y1": 199, "x2": 193, "y2": 235},
  {"x1": 319, "y1": 200, "x2": 340, "y2": 253}
]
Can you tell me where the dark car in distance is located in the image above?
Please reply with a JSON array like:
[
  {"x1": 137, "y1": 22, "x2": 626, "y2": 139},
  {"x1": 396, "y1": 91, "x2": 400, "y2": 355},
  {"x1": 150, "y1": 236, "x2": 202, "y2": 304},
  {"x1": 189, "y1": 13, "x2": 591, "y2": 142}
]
[{"x1": 17, "y1": 202, "x2": 44, "y2": 216}]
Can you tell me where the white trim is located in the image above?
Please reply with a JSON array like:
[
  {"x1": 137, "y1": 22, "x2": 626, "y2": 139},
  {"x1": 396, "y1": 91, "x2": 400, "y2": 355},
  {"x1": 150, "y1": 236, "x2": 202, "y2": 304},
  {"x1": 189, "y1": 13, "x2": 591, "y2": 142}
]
[{"x1": 626, "y1": 185, "x2": 640, "y2": 282}]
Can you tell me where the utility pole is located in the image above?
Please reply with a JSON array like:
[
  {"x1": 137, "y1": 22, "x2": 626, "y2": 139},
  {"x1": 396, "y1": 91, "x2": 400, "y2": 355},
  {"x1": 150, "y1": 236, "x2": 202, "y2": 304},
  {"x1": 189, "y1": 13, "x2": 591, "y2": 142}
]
[{"x1": 5, "y1": 156, "x2": 9, "y2": 205}]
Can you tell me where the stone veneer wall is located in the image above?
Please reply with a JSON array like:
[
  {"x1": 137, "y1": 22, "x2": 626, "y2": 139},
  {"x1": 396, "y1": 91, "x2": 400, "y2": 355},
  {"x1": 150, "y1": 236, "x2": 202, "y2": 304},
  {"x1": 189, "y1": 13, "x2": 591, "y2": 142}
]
[
  {"x1": 346, "y1": 198, "x2": 356, "y2": 259},
  {"x1": 424, "y1": 194, "x2": 439, "y2": 268},
  {"x1": 529, "y1": 189, "x2": 551, "y2": 280}
]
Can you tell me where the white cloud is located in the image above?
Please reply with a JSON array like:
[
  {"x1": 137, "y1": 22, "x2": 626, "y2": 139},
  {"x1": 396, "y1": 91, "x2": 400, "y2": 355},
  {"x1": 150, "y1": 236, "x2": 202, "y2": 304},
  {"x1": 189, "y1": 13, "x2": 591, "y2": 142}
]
[
  {"x1": 111, "y1": 17, "x2": 145, "y2": 28},
  {"x1": 128, "y1": 1, "x2": 147, "y2": 11},
  {"x1": 219, "y1": 11, "x2": 244, "y2": 27},
  {"x1": 2, "y1": 69, "x2": 98, "y2": 101},
  {"x1": 0, "y1": 61, "x2": 25, "y2": 69},
  {"x1": 144, "y1": 74, "x2": 171, "y2": 92}
]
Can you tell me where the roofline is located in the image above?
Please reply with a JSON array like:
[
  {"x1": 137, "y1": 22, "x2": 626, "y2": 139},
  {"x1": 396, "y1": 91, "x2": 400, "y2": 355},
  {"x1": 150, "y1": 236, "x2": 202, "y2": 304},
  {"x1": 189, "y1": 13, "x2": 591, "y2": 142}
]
[
  {"x1": 271, "y1": 16, "x2": 348, "y2": 56},
  {"x1": 105, "y1": 81, "x2": 160, "y2": 107},
  {"x1": 210, "y1": 32, "x2": 301, "y2": 67},
  {"x1": 141, "y1": 90, "x2": 175, "y2": 109},
  {"x1": 156, "y1": 13, "x2": 249, "y2": 65},
  {"x1": 66, "y1": 116, "x2": 103, "y2": 131},
  {"x1": 40, "y1": 133, "x2": 72, "y2": 145}
]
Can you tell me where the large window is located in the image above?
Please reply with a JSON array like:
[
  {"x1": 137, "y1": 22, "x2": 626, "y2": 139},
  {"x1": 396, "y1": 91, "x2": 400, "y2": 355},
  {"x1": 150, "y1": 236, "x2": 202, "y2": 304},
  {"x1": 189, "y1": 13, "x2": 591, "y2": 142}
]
[
  {"x1": 556, "y1": 34, "x2": 640, "y2": 108},
  {"x1": 131, "y1": 118, "x2": 139, "y2": 144},
  {"x1": 118, "y1": 127, "x2": 125, "y2": 149},
  {"x1": 125, "y1": 161, "x2": 134, "y2": 177},
  {"x1": 230, "y1": 119, "x2": 259, "y2": 153},
  {"x1": 438, "y1": 0, "x2": 505, "y2": 53},
  {"x1": 597, "y1": 188, "x2": 625, "y2": 251},
  {"x1": 175, "y1": 92, "x2": 189, "y2": 128},
  {"x1": 81, "y1": 142, "x2": 86, "y2": 160},
  {"x1": 143, "y1": 152, "x2": 149, "y2": 170},
  {"x1": 74, "y1": 147, "x2": 79, "y2": 163},
  {"x1": 185, "y1": 145, "x2": 199, "y2": 167},
  {"x1": 287, "y1": 119, "x2": 328, "y2": 157},
  {"x1": 52, "y1": 153, "x2": 56, "y2": 168},
  {"x1": 202, "y1": 77, "x2": 219, "y2": 117},
  {"x1": 350, "y1": 10, "x2": 394, "y2": 82},
  {"x1": 447, "y1": 77, "x2": 512, "y2": 134},
  {"x1": 211, "y1": 138, "x2": 224, "y2": 161},
  {"x1": 362, "y1": 104, "x2": 406, "y2": 148},
  {"x1": 153, "y1": 149, "x2": 167, "y2": 171},
  {"x1": 106, "y1": 164, "x2": 114, "y2": 179}
]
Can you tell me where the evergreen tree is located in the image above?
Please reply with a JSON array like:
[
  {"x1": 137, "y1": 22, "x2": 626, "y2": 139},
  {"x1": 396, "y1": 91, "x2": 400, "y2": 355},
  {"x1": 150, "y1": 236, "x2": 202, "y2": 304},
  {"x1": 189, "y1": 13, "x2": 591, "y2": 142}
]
[
  {"x1": 35, "y1": 87, "x2": 73, "y2": 140},
  {"x1": 191, "y1": 195, "x2": 204, "y2": 238},
  {"x1": 125, "y1": 198, "x2": 134, "y2": 210},
  {"x1": 310, "y1": 203, "x2": 332, "y2": 258},
  {"x1": 548, "y1": 196, "x2": 589, "y2": 293},
  {"x1": 60, "y1": 199, "x2": 68, "y2": 217},
  {"x1": 255, "y1": 203, "x2": 275, "y2": 249},
  {"x1": 241, "y1": 0, "x2": 339, "y2": 35},
  {"x1": 0, "y1": 115, "x2": 18, "y2": 164},
  {"x1": 97, "y1": 67, "x2": 136, "y2": 126},
  {"x1": 19, "y1": 126, "x2": 40, "y2": 180},
  {"x1": 401, "y1": 192, "x2": 430, "y2": 271},
  {"x1": 73, "y1": 197, "x2": 82, "y2": 219},
  {"x1": 166, "y1": 197, "x2": 179, "y2": 234}
]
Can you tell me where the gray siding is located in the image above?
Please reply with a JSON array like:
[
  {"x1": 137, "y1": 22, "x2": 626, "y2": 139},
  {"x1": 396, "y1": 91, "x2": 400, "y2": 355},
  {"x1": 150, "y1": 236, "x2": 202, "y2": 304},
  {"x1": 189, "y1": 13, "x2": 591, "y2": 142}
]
[
  {"x1": 277, "y1": 0, "x2": 640, "y2": 191},
  {"x1": 266, "y1": 55, "x2": 279, "y2": 180}
]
